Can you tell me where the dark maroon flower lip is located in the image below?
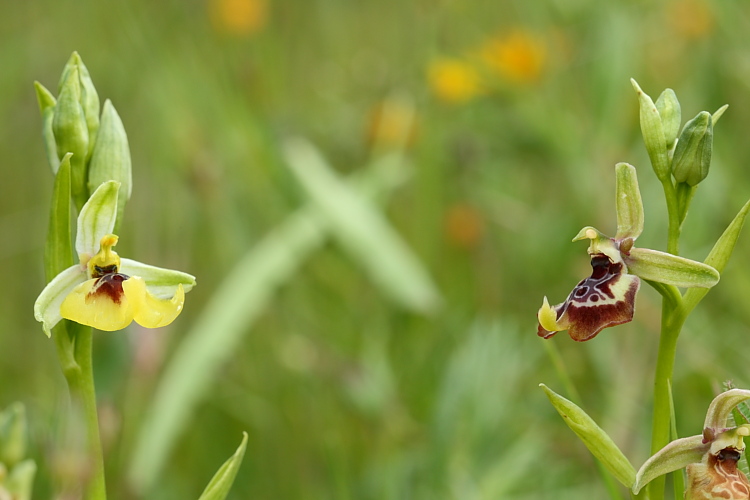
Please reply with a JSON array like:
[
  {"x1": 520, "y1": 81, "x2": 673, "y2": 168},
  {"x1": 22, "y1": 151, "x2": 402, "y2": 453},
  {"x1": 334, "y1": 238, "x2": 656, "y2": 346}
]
[{"x1": 87, "y1": 272, "x2": 131, "y2": 305}]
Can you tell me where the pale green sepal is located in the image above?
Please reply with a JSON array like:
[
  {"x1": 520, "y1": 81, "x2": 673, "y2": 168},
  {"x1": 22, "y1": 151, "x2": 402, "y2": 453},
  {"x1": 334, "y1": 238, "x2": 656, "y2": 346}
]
[
  {"x1": 631, "y1": 79, "x2": 670, "y2": 181},
  {"x1": 614, "y1": 162, "x2": 644, "y2": 240},
  {"x1": 712, "y1": 104, "x2": 728, "y2": 125},
  {"x1": 119, "y1": 258, "x2": 196, "y2": 299},
  {"x1": 684, "y1": 198, "x2": 750, "y2": 312},
  {"x1": 632, "y1": 434, "x2": 706, "y2": 494},
  {"x1": 44, "y1": 154, "x2": 74, "y2": 282},
  {"x1": 540, "y1": 384, "x2": 636, "y2": 488},
  {"x1": 4, "y1": 459, "x2": 36, "y2": 500},
  {"x1": 53, "y1": 65, "x2": 90, "y2": 209},
  {"x1": 655, "y1": 89, "x2": 681, "y2": 149},
  {"x1": 75, "y1": 181, "x2": 120, "y2": 263},
  {"x1": 703, "y1": 389, "x2": 750, "y2": 431},
  {"x1": 625, "y1": 247, "x2": 719, "y2": 288},
  {"x1": 0, "y1": 403, "x2": 27, "y2": 468},
  {"x1": 197, "y1": 432, "x2": 248, "y2": 500},
  {"x1": 33, "y1": 265, "x2": 86, "y2": 337},
  {"x1": 672, "y1": 111, "x2": 712, "y2": 186},
  {"x1": 88, "y1": 100, "x2": 132, "y2": 229}
]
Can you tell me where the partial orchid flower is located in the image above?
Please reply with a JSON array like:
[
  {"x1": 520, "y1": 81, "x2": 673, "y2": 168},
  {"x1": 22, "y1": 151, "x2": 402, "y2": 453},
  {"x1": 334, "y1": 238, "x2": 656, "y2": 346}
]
[
  {"x1": 34, "y1": 181, "x2": 195, "y2": 335},
  {"x1": 633, "y1": 389, "x2": 750, "y2": 499},
  {"x1": 537, "y1": 163, "x2": 720, "y2": 341}
]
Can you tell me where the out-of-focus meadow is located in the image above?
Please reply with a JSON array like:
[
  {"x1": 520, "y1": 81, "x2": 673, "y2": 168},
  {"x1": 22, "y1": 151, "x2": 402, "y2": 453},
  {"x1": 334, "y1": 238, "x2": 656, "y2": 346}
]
[{"x1": 3, "y1": 0, "x2": 750, "y2": 498}]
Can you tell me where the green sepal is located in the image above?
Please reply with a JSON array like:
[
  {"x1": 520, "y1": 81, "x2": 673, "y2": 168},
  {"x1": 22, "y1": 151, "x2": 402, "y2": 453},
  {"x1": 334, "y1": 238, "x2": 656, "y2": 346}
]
[
  {"x1": 672, "y1": 111, "x2": 713, "y2": 186},
  {"x1": 58, "y1": 52, "x2": 100, "y2": 161},
  {"x1": 614, "y1": 162, "x2": 644, "y2": 240},
  {"x1": 625, "y1": 247, "x2": 719, "y2": 288},
  {"x1": 632, "y1": 434, "x2": 706, "y2": 494},
  {"x1": 0, "y1": 403, "x2": 27, "y2": 468},
  {"x1": 75, "y1": 180, "x2": 119, "y2": 262},
  {"x1": 53, "y1": 65, "x2": 90, "y2": 210},
  {"x1": 704, "y1": 389, "x2": 750, "y2": 431},
  {"x1": 197, "y1": 432, "x2": 248, "y2": 500},
  {"x1": 44, "y1": 153, "x2": 73, "y2": 282},
  {"x1": 119, "y1": 258, "x2": 196, "y2": 299},
  {"x1": 631, "y1": 79, "x2": 670, "y2": 181},
  {"x1": 684, "y1": 197, "x2": 750, "y2": 311},
  {"x1": 655, "y1": 89, "x2": 681, "y2": 149},
  {"x1": 540, "y1": 384, "x2": 636, "y2": 488},
  {"x1": 87, "y1": 100, "x2": 132, "y2": 230}
]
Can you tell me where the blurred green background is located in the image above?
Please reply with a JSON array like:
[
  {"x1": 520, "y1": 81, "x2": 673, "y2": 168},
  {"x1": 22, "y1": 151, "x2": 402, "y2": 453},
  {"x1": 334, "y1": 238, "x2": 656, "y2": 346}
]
[{"x1": 3, "y1": 0, "x2": 750, "y2": 498}]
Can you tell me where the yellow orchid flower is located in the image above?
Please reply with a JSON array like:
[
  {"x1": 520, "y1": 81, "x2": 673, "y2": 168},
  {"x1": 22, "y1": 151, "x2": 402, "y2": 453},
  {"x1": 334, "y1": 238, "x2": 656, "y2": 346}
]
[{"x1": 34, "y1": 181, "x2": 195, "y2": 335}]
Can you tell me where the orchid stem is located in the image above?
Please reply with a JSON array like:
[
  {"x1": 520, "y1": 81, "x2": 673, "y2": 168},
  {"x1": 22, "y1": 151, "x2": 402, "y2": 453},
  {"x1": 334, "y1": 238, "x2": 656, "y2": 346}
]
[{"x1": 64, "y1": 323, "x2": 107, "y2": 500}]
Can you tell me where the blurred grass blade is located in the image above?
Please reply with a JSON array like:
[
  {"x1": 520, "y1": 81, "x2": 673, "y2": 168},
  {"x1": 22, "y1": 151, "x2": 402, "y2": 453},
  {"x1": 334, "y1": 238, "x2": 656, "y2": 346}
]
[
  {"x1": 284, "y1": 138, "x2": 441, "y2": 314},
  {"x1": 198, "y1": 432, "x2": 248, "y2": 500},
  {"x1": 129, "y1": 152, "x2": 410, "y2": 493}
]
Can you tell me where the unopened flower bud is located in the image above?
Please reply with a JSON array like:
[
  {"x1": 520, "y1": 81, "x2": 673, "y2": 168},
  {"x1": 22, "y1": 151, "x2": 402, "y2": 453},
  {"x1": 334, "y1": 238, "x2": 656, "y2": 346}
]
[
  {"x1": 655, "y1": 88, "x2": 681, "y2": 150},
  {"x1": 0, "y1": 403, "x2": 27, "y2": 468},
  {"x1": 58, "y1": 52, "x2": 100, "y2": 160},
  {"x1": 53, "y1": 65, "x2": 90, "y2": 209},
  {"x1": 672, "y1": 111, "x2": 713, "y2": 186},
  {"x1": 631, "y1": 79, "x2": 670, "y2": 181},
  {"x1": 87, "y1": 100, "x2": 132, "y2": 226},
  {"x1": 33, "y1": 81, "x2": 59, "y2": 173}
]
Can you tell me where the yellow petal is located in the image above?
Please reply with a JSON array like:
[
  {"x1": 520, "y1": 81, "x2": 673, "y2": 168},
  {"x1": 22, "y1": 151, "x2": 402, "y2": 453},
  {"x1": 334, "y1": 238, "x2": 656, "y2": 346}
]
[
  {"x1": 123, "y1": 277, "x2": 185, "y2": 329},
  {"x1": 538, "y1": 296, "x2": 563, "y2": 332},
  {"x1": 60, "y1": 277, "x2": 134, "y2": 331}
]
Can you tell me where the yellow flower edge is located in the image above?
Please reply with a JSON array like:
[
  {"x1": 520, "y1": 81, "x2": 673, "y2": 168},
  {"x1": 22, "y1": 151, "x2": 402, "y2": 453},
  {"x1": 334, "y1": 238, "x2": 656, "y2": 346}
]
[{"x1": 123, "y1": 277, "x2": 185, "y2": 329}]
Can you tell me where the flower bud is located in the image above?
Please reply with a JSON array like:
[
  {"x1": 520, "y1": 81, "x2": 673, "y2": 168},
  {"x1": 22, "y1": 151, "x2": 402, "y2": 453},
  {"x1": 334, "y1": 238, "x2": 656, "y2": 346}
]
[
  {"x1": 672, "y1": 111, "x2": 713, "y2": 186},
  {"x1": 655, "y1": 88, "x2": 681, "y2": 150},
  {"x1": 58, "y1": 52, "x2": 100, "y2": 161},
  {"x1": 87, "y1": 100, "x2": 132, "y2": 226},
  {"x1": 0, "y1": 403, "x2": 27, "y2": 468},
  {"x1": 631, "y1": 79, "x2": 670, "y2": 181},
  {"x1": 53, "y1": 64, "x2": 90, "y2": 209},
  {"x1": 33, "y1": 81, "x2": 59, "y2": 173}
]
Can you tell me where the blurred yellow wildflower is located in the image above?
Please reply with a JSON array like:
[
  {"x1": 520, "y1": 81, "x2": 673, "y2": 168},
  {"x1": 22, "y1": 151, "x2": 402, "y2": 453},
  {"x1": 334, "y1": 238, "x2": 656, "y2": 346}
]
[
  {"x1": 366, "y1": 93, "x2": 418, "y2": 149},
  {"x1": 480, "y1": 30, "x2": 546, "y2": 85},
  {"x1": 668, "y1": 0, "x2": 713, "y2": 40},
  {"x1": 209, "y1": 0, "x2": 267, "y2": 36},
  {"x1": 428, "y1": 58, "x2": 482, "y2": 104}
]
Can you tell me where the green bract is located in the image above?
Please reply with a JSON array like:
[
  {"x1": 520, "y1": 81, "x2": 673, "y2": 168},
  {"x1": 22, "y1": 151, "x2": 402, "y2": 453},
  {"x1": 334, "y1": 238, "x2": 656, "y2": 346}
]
[
  {"x1": 655, "y1": 88, "x2": 681, "y2": 150},
  {"x1": 541, "y1": 384, "x2": 636, "y2": 487},
  {"x1": 632, "y1": 79, "x2": 670, "y2": 181}
]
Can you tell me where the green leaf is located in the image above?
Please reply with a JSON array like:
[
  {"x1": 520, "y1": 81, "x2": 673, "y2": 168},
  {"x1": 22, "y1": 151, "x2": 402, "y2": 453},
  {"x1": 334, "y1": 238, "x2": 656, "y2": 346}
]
[
  {"x1": 44, "y1": 153, "x2": 73, "y2": 282},
  {"x1": 614, "y1": 162, "x2": 644, "y2": 240},
  {"x1": 631, "y1": 79, "x2": 670, "y2": 181},
  {"x1": 625, "y1": 247, "x2": 719, "y2": 288},
  {"x1": 198, "y1": 432, "x2": 248, "y2": 500},
  {"x1": 540, "y1": 384, "x2": 636, "y2": 487},
  {"x1": 75, "y1": 180, "x2": 120, "y2": 261},
  {"x1": 632, "y1": 435, "x2": 706, "y2": 494},
  {"x1": 684, "y1": 197, "x2": 750, "y2": 312},
  {"x1": 284, "y1": 138, "x2": 441, "y2": 314}
]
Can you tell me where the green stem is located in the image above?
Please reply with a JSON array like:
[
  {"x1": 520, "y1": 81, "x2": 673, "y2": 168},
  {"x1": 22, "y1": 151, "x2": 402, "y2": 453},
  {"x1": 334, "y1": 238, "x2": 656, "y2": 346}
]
[
  {"x1": 661, "y1": 180, "x2": 681, "y2": 255},
  {"x1": 648, "y1": 299, "x2": 686, "y2": 500},
  {"x1": 64, "y1": 324, "x2": 107, "y2": 500}
]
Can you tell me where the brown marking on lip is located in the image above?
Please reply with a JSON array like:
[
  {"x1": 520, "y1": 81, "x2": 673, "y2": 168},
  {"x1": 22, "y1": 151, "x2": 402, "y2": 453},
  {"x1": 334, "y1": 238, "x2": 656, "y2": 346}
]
[{"x1": 86, "y1": 273, "x2": 131, "y2": 304}]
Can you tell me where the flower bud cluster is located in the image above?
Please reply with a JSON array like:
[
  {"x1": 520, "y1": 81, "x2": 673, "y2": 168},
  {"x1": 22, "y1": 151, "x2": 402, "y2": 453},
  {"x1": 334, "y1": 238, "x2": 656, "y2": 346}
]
[{"x1": 34, "y1": 52, "x2": 131, "y2": 215}]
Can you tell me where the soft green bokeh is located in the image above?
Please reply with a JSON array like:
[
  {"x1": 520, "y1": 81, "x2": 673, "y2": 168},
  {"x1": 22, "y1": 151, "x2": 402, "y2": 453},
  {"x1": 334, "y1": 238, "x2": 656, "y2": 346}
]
[{"x1": 3, "y1": 0, "x2": 750, "y2": 498}]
